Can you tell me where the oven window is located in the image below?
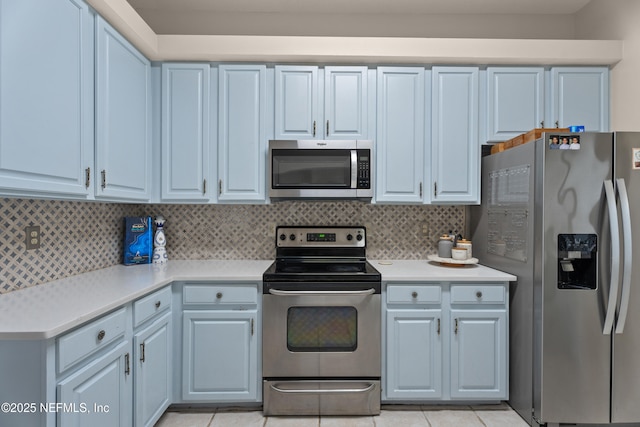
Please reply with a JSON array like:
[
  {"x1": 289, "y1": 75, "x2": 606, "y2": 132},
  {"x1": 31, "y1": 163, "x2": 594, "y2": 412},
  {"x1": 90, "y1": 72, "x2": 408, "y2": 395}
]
[
  {"x1": 272, "y1": 150, "x2": 351, "y2": 188},
  {"x1": 287, "y1": 306, "x2": 357, "y2": 352}
]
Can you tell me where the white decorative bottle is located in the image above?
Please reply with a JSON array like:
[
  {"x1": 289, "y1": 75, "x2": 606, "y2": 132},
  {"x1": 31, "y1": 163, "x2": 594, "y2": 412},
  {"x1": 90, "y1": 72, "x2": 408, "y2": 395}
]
[{"x1": 152, "y1": 216, "x2": 168, "y2": 264}]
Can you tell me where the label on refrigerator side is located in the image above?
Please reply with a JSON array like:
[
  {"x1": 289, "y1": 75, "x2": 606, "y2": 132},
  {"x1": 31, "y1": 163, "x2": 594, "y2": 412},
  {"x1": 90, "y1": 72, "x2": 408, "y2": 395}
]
[{"x1": 633, "y1": 148, "x2": 640, "y2": 170}]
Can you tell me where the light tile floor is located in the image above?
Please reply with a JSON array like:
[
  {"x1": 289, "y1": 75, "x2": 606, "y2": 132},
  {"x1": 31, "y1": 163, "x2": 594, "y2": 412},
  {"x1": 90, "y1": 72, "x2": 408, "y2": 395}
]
[{"x1": 155, "y1": 403, "x2": 529, "y2": 427}]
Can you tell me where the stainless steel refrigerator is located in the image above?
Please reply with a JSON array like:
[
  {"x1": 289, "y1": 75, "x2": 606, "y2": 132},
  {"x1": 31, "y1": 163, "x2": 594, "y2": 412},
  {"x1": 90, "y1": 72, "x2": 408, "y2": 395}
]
[{"x1": 471, "y1": 132, "x2": 640, "y2": 426}]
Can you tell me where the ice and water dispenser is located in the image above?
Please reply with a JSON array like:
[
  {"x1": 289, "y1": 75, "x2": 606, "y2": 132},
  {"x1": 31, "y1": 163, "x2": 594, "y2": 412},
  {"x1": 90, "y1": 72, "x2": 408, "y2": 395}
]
[{"x1": 558, "y1": 234, "x2": 598, "y2": 290}]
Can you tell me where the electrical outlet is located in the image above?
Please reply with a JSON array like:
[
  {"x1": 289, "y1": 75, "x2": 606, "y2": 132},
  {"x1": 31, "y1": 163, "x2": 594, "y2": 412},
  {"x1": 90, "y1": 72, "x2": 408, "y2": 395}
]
[
  {"x1": 421, "y1": 222, "x2": 429, "y2": 235},
  {"x1": 25, "y1": 225, "x2": 41, "y2": 250}
]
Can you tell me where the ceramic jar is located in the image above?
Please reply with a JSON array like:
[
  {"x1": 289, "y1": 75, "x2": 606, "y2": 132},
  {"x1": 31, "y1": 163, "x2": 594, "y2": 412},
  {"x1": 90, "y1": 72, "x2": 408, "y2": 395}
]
[
  {"x1": 457, "y1": 239, "x2": 472, "y2": 259},
  {"x1": 438, "y1": 235, "x2": 454, "y2": 258}
]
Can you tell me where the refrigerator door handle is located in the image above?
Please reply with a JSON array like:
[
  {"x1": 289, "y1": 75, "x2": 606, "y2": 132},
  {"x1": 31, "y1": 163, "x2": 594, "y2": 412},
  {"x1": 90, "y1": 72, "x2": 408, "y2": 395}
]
[
  {"x1": 615, "y1": 178, "x2": 633, "y2": 334},
  {"x1": 603, "y1": 180, "x2": 621, "y2": 335}
]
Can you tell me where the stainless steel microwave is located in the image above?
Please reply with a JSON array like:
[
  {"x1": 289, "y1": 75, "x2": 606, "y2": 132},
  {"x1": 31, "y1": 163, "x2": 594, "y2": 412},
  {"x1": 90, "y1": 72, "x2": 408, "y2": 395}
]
[{"x1": 268, "y1": 140, "x2": 373, "y2": 200}]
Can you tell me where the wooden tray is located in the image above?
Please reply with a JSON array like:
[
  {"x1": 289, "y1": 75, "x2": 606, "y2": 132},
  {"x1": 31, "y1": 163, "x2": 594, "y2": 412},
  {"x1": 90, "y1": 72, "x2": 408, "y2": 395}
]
[{"x1": 427, "y1": 254, "x2": 479, "y2": 267}]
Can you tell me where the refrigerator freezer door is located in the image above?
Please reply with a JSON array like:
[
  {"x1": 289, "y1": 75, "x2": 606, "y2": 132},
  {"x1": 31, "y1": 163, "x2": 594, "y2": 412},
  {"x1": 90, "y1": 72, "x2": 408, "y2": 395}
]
[
  {"x1": 611, "y1": 132, "x2": 640, "y2": 423},
  {"x1": 537, "y1": 132, "x2": 613, "y2": 425}
]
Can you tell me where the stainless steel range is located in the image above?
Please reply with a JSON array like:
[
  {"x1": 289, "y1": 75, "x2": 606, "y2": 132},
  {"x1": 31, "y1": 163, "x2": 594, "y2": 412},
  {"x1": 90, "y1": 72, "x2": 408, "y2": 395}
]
[{"x1": 262, "y1": 226, "x2": 381, "y2": 416}]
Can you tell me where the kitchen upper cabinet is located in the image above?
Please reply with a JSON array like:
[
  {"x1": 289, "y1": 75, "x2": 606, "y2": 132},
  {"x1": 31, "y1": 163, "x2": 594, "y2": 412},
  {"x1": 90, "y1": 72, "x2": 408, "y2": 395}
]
[
  {"x1": 161, "y1": 64, "x2": 212, "y2": 201},
  {"x1": 431, "y1": 67, "x2": 479, "y2": 204},
  {"x1": 0, "y1": 0, "x2": 94, "y2": 198},
  {"x1": 218, "y1": 65, "x2": 267, "y2": 202},
  {"x1": 376, "y1": 67, "x2": 426, "y2": 203},
  {"x1": 486, "y1": 67, "x2": 545, "y2": 142},
  {"x1": 95, "y1": 16, "x2": 152, "y2": 201},
  {"x1": 274, "y1": 66, "x2": 369, "y2": 140},
  {"x1": 548, "y1": 67, "x2": 609, "y2": 131},
  {"x1": 274, "y1": 66, "x2": 319, "y2": 139},
  {"x1": 324, "y1": 66, "x2": 369, "y2": 139}
]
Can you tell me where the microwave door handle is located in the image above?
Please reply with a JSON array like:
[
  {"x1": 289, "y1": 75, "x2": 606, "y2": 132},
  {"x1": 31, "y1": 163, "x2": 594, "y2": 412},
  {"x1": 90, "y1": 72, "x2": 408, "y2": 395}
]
[
  {"x1": 615, "y1": 178, "x2": 632, "y2": 334},
  {"x1": 603, "y1": 180, "x2": 620, "y2": 335},
  {"x1": 351, "y1": 150, "x2": 358, "y2": 188}
]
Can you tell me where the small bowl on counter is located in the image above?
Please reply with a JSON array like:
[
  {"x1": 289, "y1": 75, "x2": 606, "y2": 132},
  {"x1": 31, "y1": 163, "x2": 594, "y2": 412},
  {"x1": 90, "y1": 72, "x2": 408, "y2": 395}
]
[{"x1": 451, "y1": 247, "x2": 468, "y2": 260}]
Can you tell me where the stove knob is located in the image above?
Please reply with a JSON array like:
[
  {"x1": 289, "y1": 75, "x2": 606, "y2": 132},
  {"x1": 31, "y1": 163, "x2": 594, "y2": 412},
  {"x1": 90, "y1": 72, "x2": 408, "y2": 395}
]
[
  {"x1": 356, "y1": 234, "x2": 363, "y2": 241},
  {"x1": 279, "y1": 234, "x2": 286, "y2": 241},
  {"x1": 289, "y1": 234, "x2": 296, "y2": 241},
  {"x1": 346, "y1": 234, "x2": 353, "y2": 241}
]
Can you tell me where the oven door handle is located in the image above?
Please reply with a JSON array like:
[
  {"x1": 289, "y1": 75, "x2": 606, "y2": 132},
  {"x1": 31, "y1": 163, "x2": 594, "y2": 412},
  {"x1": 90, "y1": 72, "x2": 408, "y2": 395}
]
[
  {"x1": 268, "y1": 288, "x2": 376, "y2": 296},
  {"x1": 270, "y1": 383, "x2": 376, "y2": 394}
]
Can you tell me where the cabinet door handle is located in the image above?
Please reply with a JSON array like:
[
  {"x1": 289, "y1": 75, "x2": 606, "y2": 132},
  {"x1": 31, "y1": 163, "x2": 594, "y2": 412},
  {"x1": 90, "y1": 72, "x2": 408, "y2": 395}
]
[
  {"x1": 411, "y1": 291, "x2": 418, "y2": 299},
  {"x1": 218, "y1": 179, "x2": 222, "y2": 196},
  {"x1": 454, "y1": 318, "x2": 459, "y2": 335},
  {"x1": 216, "y1": 292, "x2": 223, "y2": 299},
  {"x1": 155, "y1": 301, "x2": 161, "y2": 309},
  {"x1": 251, "y1": 318, "x2": 254, "y2": 336},
  {"x1": 555, "y1": 120, "x2": 559, "y2": 128},
  {"x1": 101, "y1": 170, "x2": 106, "y2": 189},
  {"x1": 437, "y1": 318, "x2": 441, "y2": 336},
  {"x1": 540, "y1": 121, "x2": 544, "y2": 128},
  {"x1": 313, "y1": 120, "x2": 316, "y2": 137},
  {"x1": 85, "y1": 167, "x2": 91, "y2": 188},
  {"x1": 125, "y1": 352, "x2": 130, "y2": 376},
  {"x1": 476, "y1": 291, "x2": 483, "y2": 299},
  {"x1": 97, "y1": 330, "x2": 106, "y2": 341},
  {"x1": 419, "y1": 182, "x2": 423, "y2": 198},
  {"x1": 140, "y1": 343, "x2": 145, "y2": 363},
  {"x1": 326, "y1": 120, "x2": 329, "y2": 135},
  {"x1": 203, "y1": 179, "x2": 207, "y2": 195}
]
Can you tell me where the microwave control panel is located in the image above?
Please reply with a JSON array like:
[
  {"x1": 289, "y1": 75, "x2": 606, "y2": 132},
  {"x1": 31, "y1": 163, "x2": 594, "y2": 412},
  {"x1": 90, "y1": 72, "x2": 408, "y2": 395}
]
[{"x1": 357, "y1": 149, "x2": 371, "y2": 189}]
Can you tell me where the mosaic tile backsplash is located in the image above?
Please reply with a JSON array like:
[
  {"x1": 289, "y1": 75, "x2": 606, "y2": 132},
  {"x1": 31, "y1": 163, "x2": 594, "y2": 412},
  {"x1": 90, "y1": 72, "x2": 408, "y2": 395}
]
[{"x1": 0, "y1": 198, "x2": 464, "y2": 294}]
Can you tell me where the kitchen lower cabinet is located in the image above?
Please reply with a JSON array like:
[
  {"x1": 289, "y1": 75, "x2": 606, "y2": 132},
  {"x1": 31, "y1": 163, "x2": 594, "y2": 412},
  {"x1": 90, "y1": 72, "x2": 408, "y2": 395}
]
[
  {"x1": 182, "y1": 311, "x2": 258, "y2": 401},
  {"x1": 450, "y1": 310, "x2": 507, "y2": 399},
  {"x1": 386, "y1": 309, "x2": 443, "y2": 399},
  {"x1": 0, "y1": 0, "x2": 94, "y2": 198},
  {"x1": 95, "y1": 16, "x2": 152, "y2": 201},
  {"x1": 57, "y1": 340, "x2": 132, "y2": 427},
  {"x1": 383, "y1": 282, "x2": 508, "y2": 402},
  {"x1": 180, "y1": 282, "x2": 260, "y2": 402},
  {"x1": 133, "y1": 311, "x2": 172, "y2": 427}
]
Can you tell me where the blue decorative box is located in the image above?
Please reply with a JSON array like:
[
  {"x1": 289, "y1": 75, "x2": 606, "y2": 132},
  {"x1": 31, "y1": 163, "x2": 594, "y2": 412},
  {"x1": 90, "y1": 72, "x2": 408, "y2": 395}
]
[
  {"x1": 569, "y1": 125, "x2": 585, "y2": 132},
  {"x1": 123, "y1": 216, "x2": 152, "y2": 265}
]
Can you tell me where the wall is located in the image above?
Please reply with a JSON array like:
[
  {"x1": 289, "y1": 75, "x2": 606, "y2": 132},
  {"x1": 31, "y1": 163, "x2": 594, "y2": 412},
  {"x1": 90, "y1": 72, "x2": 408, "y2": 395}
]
[
  {"x1": 576, "y1": 0, "x2": 640, "y2": 130},
  {"x1": 0, "y1": 198, "x2": 464, "y2": 294}
]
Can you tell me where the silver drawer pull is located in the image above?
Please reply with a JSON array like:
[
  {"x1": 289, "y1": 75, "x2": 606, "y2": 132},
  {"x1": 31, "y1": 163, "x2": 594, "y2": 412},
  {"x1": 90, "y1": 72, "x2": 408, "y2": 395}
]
[
  {"x1": 97, "y1": 330, "x2": 106, "y2": 341},
  {"x1": 270, "y1": 383, "x2": 375, "y2": 394},
  {"x1": 269, "y1": 289, "x2": 375, "y2": 297},
  {"x1": 476, "y1": 291, "x2": 483, "y2": 299},
  {"x1": 216, "y1": 292, "x2": 223, "y2": 299},
  {"x1": 411, "y1": 291, "x2": 418, "y2": 298},
  {"x1": 155, "y1": 301, "x2": 161, "y2": 309}
]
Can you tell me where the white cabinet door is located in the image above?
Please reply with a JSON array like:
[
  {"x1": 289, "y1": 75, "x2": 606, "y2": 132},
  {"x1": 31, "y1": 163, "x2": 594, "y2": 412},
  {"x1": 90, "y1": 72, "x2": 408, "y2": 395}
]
[
  {"x1": 549, "y1": 67, "x2": 609, "y2": 131},
  {"x1": 134, "y1": 312, "x2": 172, "y2": 427},
  {"x1": 431, "y1": 67, "x2": 479, "y2": 204},
  {"x1": 182, "y1": 310, "x2": 258, "y2": 401},
  {"x1": 386, "y1": 309, "x2": 442, "y2": 399},
  {"x1": 218, "y1": 65, "x2": 267, "y2": 202},
  {"x1": 161, "y1": 63, "x2": 211, "y2": 201},
  {"x1": 324, "y1": 66, "x2": 368, "y2": 139},
  {"x1": 450, "y1": 310, "x2": 507, "y2": 400},
  {"x1": 376, "y1": 67, "x2": 425, "y2": 203},
  {"x1": 274, "y1": 66, "x2": 319, "y2": 139},
  {"x1": 57, "y1": 341, "x2": 132, "y2": 427},
  {"x1": 95, "y1": 16, "x2": 152, "y2": 201},
  {"x1": 0, "y1": 0, "x2": 94, "y2": 198},
  {"x1": 486, "y1": 67, "x2": 545, "y2": 141}
]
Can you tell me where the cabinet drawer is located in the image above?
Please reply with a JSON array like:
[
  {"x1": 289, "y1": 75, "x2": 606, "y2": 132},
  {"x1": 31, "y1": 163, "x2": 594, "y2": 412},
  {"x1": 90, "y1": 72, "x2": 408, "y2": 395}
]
[
  {"x1": 450, "y1": 285, "x2": 505, "y2": 304},
  {"x1": 133, "y1": 286, "x2": 172, "y2": 327},
  {"x1": 183, "y1": 284, "x2": 258, "y2": 306},
  {"x1": 387, "y1": 285, "x2": 441, "y2": 304},
  {"x1": 57, "y1": 307, "x2": 127, "y2": 373}
]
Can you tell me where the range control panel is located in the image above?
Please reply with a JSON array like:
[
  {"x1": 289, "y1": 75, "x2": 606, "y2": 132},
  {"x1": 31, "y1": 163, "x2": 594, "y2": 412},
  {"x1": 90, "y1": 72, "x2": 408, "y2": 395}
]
[{"x1": 276, "y1": 226, "x2": 366, "y2": 248}]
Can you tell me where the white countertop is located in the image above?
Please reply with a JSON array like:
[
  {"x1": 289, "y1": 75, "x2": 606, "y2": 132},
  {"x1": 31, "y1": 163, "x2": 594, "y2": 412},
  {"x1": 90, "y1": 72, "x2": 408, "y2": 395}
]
[
  {"x1": 0, "y1": 260, "x2": 273, "y2": 340},
  {"x1": 0, "y1": 259, "x2": 514, "y2": 340},
  {"x1": 370, "y1": 260, "x2": 517, "y2": 282}
]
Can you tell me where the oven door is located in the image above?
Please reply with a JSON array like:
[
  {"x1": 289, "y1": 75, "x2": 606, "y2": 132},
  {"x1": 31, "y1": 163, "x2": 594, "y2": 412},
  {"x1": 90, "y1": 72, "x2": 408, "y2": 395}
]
[{"x1": 262, "y1": 286, "x2": 380, "y2": 378}]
